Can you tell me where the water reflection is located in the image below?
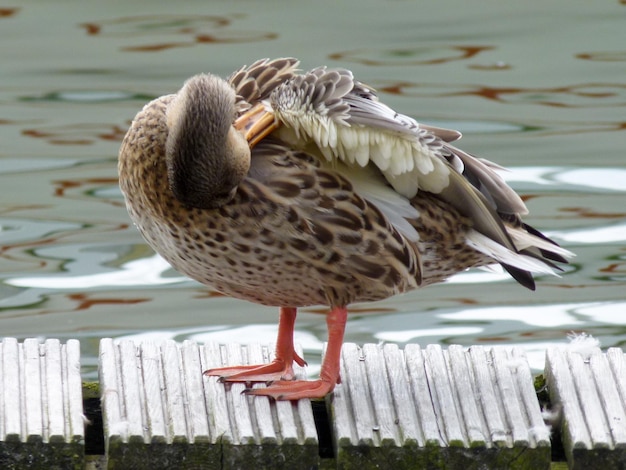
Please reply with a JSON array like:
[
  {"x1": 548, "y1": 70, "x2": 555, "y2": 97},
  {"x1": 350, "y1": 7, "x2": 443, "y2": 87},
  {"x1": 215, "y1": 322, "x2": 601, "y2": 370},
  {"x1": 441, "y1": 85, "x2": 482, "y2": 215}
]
[
  {"x1": 0, "y1": 8, "x2": 18, "y2": 17},
  {"x1": 378, "y1": 81, "x2": 626, "y2": 108},
  {"x1": 23, "y1": 91, "x2": 145, "y2": 102},
  {"x1": 329, "y1": 46, "x2": 493, "y2": 66},
  {"x1": 576, "y1": 51, "x2": 626, "y2": 62},
  {"x1": 6, "y1": 253, "x2": 184, "y2": 289},
  {"x1": 21, "y1": 123, "x2": 127, "y2": 146},
  {"x1": 80, "y1": 15, "x2": 277, "y2": 51},
  {"x1": 554, "y1": 223, "x2": 626, "y2": 244}
]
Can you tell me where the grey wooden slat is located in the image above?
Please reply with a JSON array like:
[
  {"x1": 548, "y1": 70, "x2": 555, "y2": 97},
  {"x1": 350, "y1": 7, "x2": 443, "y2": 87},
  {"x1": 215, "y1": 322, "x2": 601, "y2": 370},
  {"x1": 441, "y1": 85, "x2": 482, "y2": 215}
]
[
  {"x1": 448, "y1": 345, "x2": 486, "y2": 446},
  {"x1": 329, "y1": 345, "x2": 356, "y2": 449},
  {"x1": 181, "y1": 340, "x2": 211, "y2": 444},
  {"x1": 295, "y1": 397, "x2": 318, "y2": 447},
  {"x1": 607, "y1": 348, "x2": 626, "y2": 407},
  {"x1": 424, "y1": 344, "x2": 467, "y2": 447},
  {"x1": 382, "y1": 343, "x2": 422, "y2": 446},
  {"x1": 247, "y1": 343, "x2": 278, "y2": 444},
  {"x1": 589, "y1": 352, "x2": 626, "y2": 446},
  {"x1": 341, "y1": 343, "x2": 376, "y2": 446},
  {"x1": 491, "y1": 347, "x2": 530, "y2": 447},
  {"x1": 545, "y1": 347, "x2": 591, "y2": 450},
  {"x1": 139, "y1": 341, "x2": 167, "y2": 443},
  {"x1": 2, "y1": 338, "x2": 21, "y2": 442},
  {"x1": 99, "y1": 338, "x2": 125, "y2": 444},
  {"x1": 403, "y1": 343, "x2": 443, "y2": 446},
  {"x1": 510, "y1": 348, "x2": 551, "y2": 447},
  {"x1": 224, "y1": 343, "x2": 256, "y2": 445},
  {"x1": 66, "y1": 339, "x2": 85, "y2": 443},
  {"x1": 118, "y1": 340, "x2": 146, "y2": 444},
  {"x1": 567, "y1": 349, "x2": 611, "y2": 448},
  {"x1": 45, "y1": 338, "x2": 66, "y2": 443},
  {"x1": 274, "y1": 390, "x2": 299, "y2": 445},
  {"x1": 256, "y1": 343, "x2": 312, "y2": 446},
  {"x1": 468, "y1": 346, "x2": 509, "y2": 446},
  {"x1": 23, "y1": 338, "x2": 43, "y2": 443},
  {"x1": 362, "y1": 343, "x2": 399, "y2": 445},
  {"x1": 200, "y1": 342, "x2": 233, "y2": 444},
  {"x1": 162, "y1": 340, "x2": 189, "y2": 442}
]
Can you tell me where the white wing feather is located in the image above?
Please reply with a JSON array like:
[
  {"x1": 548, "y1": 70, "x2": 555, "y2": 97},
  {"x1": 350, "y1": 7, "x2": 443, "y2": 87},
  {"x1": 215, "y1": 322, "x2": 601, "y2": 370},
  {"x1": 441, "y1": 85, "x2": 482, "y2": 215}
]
[{"x1": 268, "y1": 67, "x2": 452, "y2": 199}]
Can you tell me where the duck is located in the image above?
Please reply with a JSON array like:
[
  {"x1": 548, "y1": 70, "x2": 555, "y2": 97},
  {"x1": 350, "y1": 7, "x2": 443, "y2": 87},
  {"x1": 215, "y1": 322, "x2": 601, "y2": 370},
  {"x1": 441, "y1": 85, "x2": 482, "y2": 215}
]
[{"x1": 118, "y1": 58, "x2": 573, "y2": 400}]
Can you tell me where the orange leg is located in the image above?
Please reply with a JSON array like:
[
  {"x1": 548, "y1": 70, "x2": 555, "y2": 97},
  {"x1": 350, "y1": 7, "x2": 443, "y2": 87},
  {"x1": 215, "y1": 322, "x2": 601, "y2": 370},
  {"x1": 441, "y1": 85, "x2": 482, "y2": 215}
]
[
  {"x1": 203, "y1": 307, "x2": 306, "y2": 382},
  {"x1": 246, "y1": 306, "x2": 348, "y2": 400}
]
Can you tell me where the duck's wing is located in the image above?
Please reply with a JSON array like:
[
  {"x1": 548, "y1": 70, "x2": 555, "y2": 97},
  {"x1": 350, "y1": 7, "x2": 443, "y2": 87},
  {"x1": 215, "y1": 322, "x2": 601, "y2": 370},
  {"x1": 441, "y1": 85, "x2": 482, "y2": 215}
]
[
  {"x1": 228, "y1": 58, "x2": 300, "y2": 113},
  {"x1": 268, "y1": 66, "x2": 465, "y2": 198},
  {"x1": 267, "y1": 65, "x2": 573, "y2": 287},
  {"x1": 268, "y1": 68, "x2": 514, "y2": 241}
]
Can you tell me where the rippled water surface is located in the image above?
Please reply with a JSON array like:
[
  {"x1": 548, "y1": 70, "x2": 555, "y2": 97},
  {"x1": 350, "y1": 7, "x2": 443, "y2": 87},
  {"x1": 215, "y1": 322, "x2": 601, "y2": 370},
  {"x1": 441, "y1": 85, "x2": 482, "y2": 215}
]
[{"x1": 1, "y1": 1, "x2": 625, "y2": 379}]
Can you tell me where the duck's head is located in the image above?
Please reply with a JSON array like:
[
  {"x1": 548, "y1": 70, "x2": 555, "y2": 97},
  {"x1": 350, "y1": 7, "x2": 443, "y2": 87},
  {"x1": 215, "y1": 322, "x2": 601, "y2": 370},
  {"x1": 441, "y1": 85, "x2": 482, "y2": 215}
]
[{"x1": 165, "y1": 74, "x2": 251, "y2": 209}]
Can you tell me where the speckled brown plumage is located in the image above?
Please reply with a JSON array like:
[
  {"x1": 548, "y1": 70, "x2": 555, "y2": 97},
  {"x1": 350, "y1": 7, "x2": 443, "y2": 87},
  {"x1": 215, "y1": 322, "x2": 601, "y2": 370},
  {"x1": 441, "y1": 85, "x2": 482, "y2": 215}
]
[{"x1": 120, "y1": 95, "x2": 425, "y2": 308}]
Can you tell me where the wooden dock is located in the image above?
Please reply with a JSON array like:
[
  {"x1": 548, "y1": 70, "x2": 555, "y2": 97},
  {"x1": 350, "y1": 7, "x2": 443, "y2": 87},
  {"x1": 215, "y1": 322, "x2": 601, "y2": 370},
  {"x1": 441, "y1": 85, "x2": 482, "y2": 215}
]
[{"x1": 0, "y1": 337, "x2": 625, "y2": 469}]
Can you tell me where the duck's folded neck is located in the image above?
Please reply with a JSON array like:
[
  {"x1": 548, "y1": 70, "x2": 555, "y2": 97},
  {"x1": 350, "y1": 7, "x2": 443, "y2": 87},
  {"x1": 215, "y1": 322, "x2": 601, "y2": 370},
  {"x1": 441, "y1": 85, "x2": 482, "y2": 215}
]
[{"x1": 165, "y1": 74, "x2": 251, "y2": 209}]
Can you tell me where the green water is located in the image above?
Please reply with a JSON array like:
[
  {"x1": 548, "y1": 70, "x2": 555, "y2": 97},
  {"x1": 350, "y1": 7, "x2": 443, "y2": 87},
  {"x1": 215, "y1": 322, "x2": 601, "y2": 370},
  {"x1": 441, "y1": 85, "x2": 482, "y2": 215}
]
[{"x1": 1, "y1": 0, "x2": 625, "y2": 379}]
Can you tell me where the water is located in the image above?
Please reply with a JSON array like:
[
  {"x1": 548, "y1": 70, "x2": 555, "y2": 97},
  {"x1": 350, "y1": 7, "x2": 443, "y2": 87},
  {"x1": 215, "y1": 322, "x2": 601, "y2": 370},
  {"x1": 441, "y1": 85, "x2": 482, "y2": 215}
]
[{"x1": 1, "y1": 0, "x2": 624, "y2": 380}]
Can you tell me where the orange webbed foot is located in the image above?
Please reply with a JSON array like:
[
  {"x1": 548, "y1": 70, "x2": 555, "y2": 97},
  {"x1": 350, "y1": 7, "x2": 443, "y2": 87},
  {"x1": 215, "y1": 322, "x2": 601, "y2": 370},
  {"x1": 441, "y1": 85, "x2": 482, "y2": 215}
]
[
  {"x1": 203, "y1": 351, "x2": 306, "y2": 383},
  {"x1": 245, "y1": 379, "x2": 335, "y2": 400}
]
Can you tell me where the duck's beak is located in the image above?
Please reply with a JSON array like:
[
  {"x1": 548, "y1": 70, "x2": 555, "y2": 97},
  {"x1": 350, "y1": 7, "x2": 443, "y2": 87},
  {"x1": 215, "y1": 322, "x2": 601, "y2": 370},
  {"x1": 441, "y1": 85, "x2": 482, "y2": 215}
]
[{"x1": 234, "y1": 103, "x2": 278, "y2": 149}]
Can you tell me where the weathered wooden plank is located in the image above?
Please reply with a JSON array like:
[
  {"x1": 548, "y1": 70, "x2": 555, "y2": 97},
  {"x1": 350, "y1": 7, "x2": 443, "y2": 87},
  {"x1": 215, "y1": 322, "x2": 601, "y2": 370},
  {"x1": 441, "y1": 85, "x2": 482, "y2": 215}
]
[
  {"x1": 329, "y1": 343, "x2": 550, "y2": 469},
  {"x1": 2, "y1": 338, "x2": 21, "y2": 443},
  {"x1": 510, "y1": 348, "x2": 551, "y2": 448},
  {"x1": 119, "y1": 340, "x2": 146, "y2": 444},
  {"x1": 490, "y1": 347, "x2": 530, "y2": 447},
  {"x1": 468, "y1": 346, "x2": 509, "y2": 446},
  {"x1": 590, "y1": 352, "x2": 626, "y2": 445},
  {"x1": 45, "y1": 339, "x2": 66, "y2": 443},
  {"x1": 363, "y1": 343, "x2": 400, "y2": 445},
  {"x1": 139, "y1": 341, "x2": 167, "y2": 443},
  {"x1": 179, "y1": 340, "x2": 213, "y2": 465},
  {"x1": 0, "y1": 338, "x2": 84, "y2": 469},
  {"x1": 180, "y1": 340, "x2": 210, "y2": 444},
  {"x1": 382, "y1": 344, "x2": 423, "y2": 447},
  {"x1": 161, "y1": 340, "x2": 188, "y2": 442},
  {"x1": 424, "y1": 344, "x2": 467, "y2": 447},
  {"x1": 99, "y1": 338, "x2": 124, "y2": 446},
  {"x1": 341, "y1": 343, "x2": 376, "y2": 446},
  {"x1": 403, "y1": 344, "x2": 443, "y2": 447},
  {"x1": 569, "y1": 350, "x2": 610, "y2": 448},
  {"x1": 99, "y1": 340, "x2": 318, "y2": 469},
  {"x1": 607, "y1": 348, "x2": 626, "y2": 407},
  {"x1": 545, "y1": 347, "x2": 591, "y2": 454},
  {"x1": 200, "y1": 342, "x2": 232, "y2": 444},
  {"x1": 23, "y1": 338, "x2": 43, "y2": 444},
  {"x1": 223, "y1": 343, "x2": 256, "y2": 445},
  {"x1": 66, "y1": 339, "x2": 85, "y2": 444},
  {"x1": 546, "y1": 346, "x2": 626, "y2": 469},
  {"x1": 448, "y1": 344, "x2": 486, "y2": 446}
]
